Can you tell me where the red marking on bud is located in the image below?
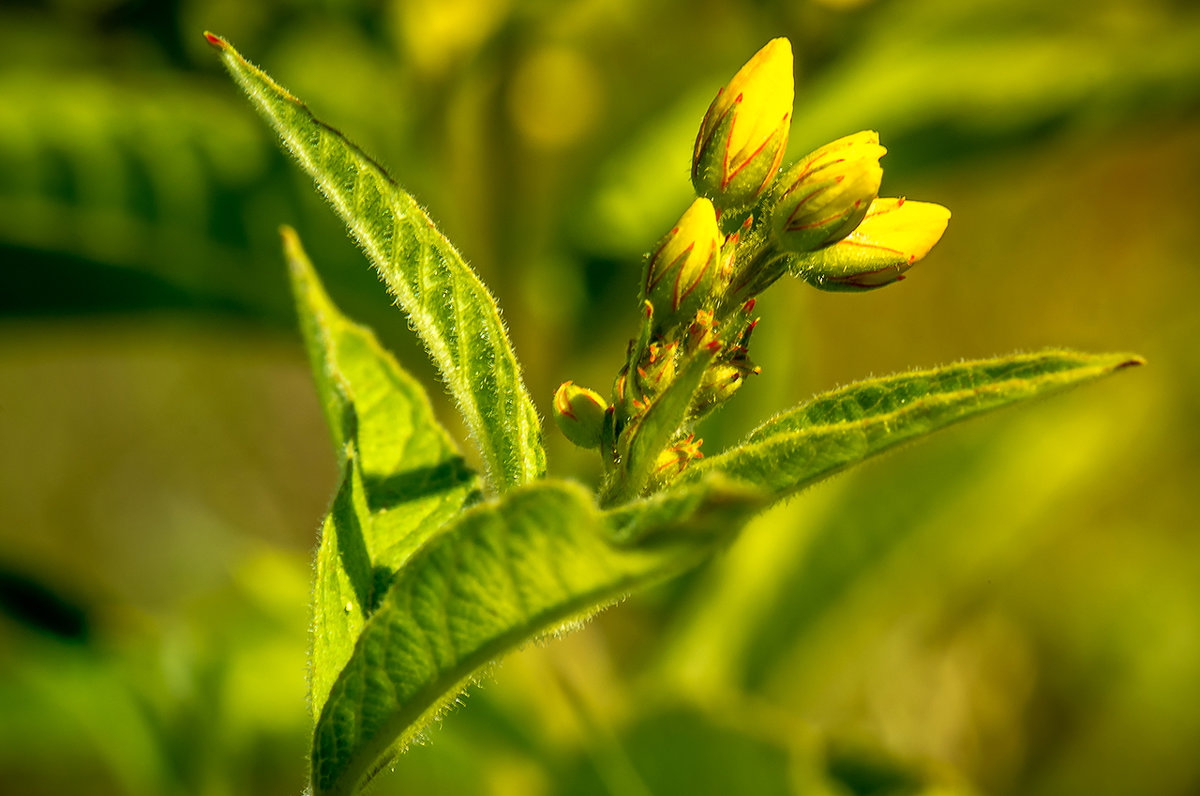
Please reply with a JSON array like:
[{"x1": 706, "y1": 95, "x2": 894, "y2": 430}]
[
  {"x1": 742, "y1": 298, "x2": 756, "y2": 314},
  {"x1": 203, "y1": 32, "x2": 225, "y2": 49},
  {"x1": 706, "y1": 341, "x2": 722, "y2": 352}
]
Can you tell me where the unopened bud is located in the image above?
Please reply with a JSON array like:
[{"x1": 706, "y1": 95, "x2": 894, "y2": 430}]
[
  {"x1": 644, "y1": 198, "x2": 721, "y2": 329},
  {"x1": 692, "y1": 38, "x2": 794, "y2": 213},
  {"x1": 552, "y1": 381, "x2": 609, "y2": 448},
  {"x1": 648, "y1": 434, "x2": 704, "y2": 491},
  {"x1": 794, "y1": 198, "x2": 951, "y2": 291},
  {"x1": 684, "y1": 309, "x2": 716, "y2": 355},
  {"x1": 770, "y1": 131, "x2": 885, "y2": 253},
  {"x1": 634, "y1": 341, "x2": 678, "y2": 397},
  {"x1": 693, "y1": 328, "x2": 760, "y2": 415},
  {"x1": 695, "y1": 364, "x2": 747, "y2": 412}
]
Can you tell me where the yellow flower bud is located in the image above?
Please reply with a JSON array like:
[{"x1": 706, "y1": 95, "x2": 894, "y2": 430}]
[
  {"x1": 692, "y1": 38, "x2": 794, "y2": 212},
  {"x1": 770, "y1": 131, "x2": 886, "y2": 253},
  {"x1": 552, "y1": 381, "x2": 609, "y2": 449},
  {"x1": 648, "y1": 434, "x2": 704, "y2": 491},
  {"x1": 644, "y1": 198, "x2": 722, "y2": 329},
  {"x1": 795, "y1": 198, "x2": 951, "y2": 291}
]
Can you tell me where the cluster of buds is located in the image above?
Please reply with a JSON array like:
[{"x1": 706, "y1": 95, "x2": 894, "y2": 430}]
[{"x1": 554, "y1": 36, "x2": 951, "y2": 501}]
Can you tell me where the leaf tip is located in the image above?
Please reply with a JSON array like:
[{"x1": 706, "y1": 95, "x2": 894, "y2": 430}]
[
  {"x1": 279, "y1": 225, "x2": 306, "y2": 272},
  {"x1": 1114, "y1": 354, "x2": 1147, "y2": 370},
  {"x1": 202, "y1": 31, "x2": 227, "y2": 50}
]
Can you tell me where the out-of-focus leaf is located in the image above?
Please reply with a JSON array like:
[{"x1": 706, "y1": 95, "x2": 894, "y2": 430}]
[
  {"x1": 0, "y1": 69, "x2": 289, "y2": 315},
  {"x1": 212, "y1": 33, "x2": 545, "y2": 493},
  {"x1": 687, "y1": 350, "x2": 1142, "y2": 499}
]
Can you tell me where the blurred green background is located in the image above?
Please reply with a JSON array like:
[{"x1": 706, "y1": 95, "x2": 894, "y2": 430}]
[{"x1": 2, "y1": 0, "x2": 1198, "y2": 794}]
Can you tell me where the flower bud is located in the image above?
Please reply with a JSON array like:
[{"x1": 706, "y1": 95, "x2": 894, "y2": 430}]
[
  {"x1": 648, "y1": 434, "x2": 704, "y2": 491},
  {"x1": 793, "y1": 198, "x2": 951, "y2": 291},
  {"x1": 692, "y1": 38, "x2": 794, "y2": 213},
  {"x1": 684, "y1": 309, "x2": 716, "y2": 355},
  {"x1": 770, "y1": 131, "x2": 886, "y2": 253},
  {"x1": 644, "y1": 198, "x2": 722, "y2": 329},
  {"x1": 634, "y1": 341, "x2": 678, "y2": 397},
  {"x1": 552, "y1": 381, "x2": 609, "y2": 449}
]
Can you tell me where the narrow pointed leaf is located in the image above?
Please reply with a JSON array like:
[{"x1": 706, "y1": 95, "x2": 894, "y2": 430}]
[
  {"x1": 285, "y1": 227, "x2": 478, "y2": 564},
  {"x1": 310, "y1": 480, "x2": 735, "y2": 796},
  {"x1": 213, "y1": 34, "x2": 545, "y2": 492},
  {"x1": 286, "y1": 229, "x2": 481, "y2": 719},
  {"x1": 686, "y1": 350, "x2": 1142, "y2": 499},
  {"x1": 311, "y1": 441, "x2": 374, "y2": 722}
]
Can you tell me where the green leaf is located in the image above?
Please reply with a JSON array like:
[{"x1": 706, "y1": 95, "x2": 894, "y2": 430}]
[
  {"x1": 285, "y1": 227, "x2": 479, "y2": 566},
  {"x1": 285, "y1": 229, "x2": 481, "y2": 719},
  {"x1": 606, "y1": 474, "x2": 765, "y2": 545},
  {"x1": 311, "y1": 441, "x2": 374, "y2": 723},
  {"x1": 310, "y1": 479, "x2": 736, "y2": 796},
  {"x1": 211, "y1": 33, "x2": 545, "y2": 493},
  {"x1": 687, "y1": 350, "x2": 1143, "y2": 499},
  {"x1": 603, "y1": 342, "x2": 721, "y2": 506}
]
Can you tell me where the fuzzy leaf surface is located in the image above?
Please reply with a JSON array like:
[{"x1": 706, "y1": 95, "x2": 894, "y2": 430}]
[
  {"x1": 310, "y1": 479, "x2": 744, "y2": 796},
  {"x1": 311, "y1": 443, "x2": 374, "y2": 723},
  {"x1": 286, "y1": 229, "x2": 480, "y2": 719},
  {"x1": 687, "y1": 350, "x2": 1142, "y2": 498},
  {"x1": 212, "y1": 33, "x2": 544, "y2": 493}
]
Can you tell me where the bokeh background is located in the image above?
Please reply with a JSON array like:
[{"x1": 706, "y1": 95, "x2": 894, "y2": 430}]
[{"x1": 2, "y1": 0, "x2": 1198, "y2": 794}]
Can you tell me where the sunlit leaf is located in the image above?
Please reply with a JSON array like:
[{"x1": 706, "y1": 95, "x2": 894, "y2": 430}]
[
  {"x1": 310, "y1": 479, "x2": 732, "y2": 796},
  {"x1": 213, "y1": 33, "x2": 545, "y2": 493},
  {"x1": 285, "y1": 229, "x2": 480, "y2": 718},
  {"x1": 687, "y1": 350, "x2": 1143, "y2": 499}
]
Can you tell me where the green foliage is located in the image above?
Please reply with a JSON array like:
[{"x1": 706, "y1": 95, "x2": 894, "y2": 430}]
[
  {"x1": 214, "y1": 36, "x2": 546, "y2": 493},
  {"x1": 691, "y1": 350, "x2": 1143, "y2": 499},
  {"x1": 193, "y1": 24, "x2": 1158, "y2": 793},
  {"x1": 286, "y1": 229, "x2": 480, "y2": 720},
  {"x1": 205, "y1": 29, "x2": 1144, "y2": 795},
  {"x1": 3, "y1": 1, "x2": 1196, "y2": 794}
]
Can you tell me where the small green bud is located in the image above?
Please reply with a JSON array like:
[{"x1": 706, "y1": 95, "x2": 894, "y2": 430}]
[
  {"x1": 692, "y1": 38, "x2": 794, "y2": 213},
  {"x1": 795, "y1": 197, "x2": 951, "y2": 291},
  {"x1": 770, "y1": 131, "x2": 885, "y2": 253},
  {"x1": 552, "y1": 381, "x2": 609, "y2": 448},
  {"x1": 693, "y1": 314, "x2": 761, "y2": 414},
  {"x1": 644, "y1": 198, "x2": 722, "y2": 330}
]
